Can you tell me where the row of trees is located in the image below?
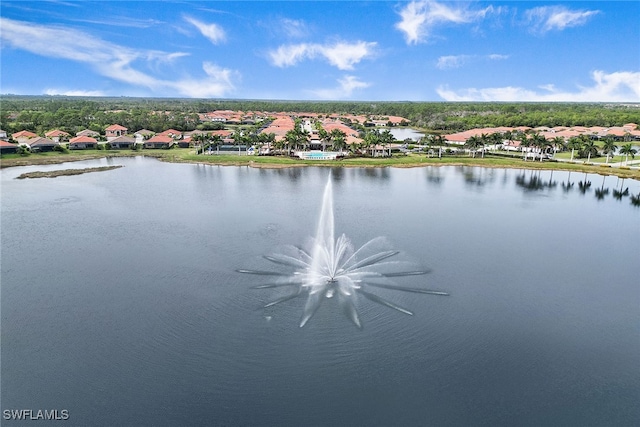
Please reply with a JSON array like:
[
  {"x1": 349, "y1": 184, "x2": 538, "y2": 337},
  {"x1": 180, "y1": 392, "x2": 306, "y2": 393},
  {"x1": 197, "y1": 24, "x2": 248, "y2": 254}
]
[
  {"x1": 189, "y1": 120, "x2": 400, "y2": 157},
  {"x1": 455, "y1": 130, "x2": 638, "y2": 163},
  {"x1": 2, "y1": 96, "x2": 639, "y2": 135}
]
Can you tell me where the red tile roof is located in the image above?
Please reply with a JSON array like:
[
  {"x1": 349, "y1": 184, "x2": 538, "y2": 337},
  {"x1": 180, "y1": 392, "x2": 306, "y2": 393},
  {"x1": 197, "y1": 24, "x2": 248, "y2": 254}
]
[
  {"x1": 45, "y1": 129, "x2": 70, "y2": 137},
  {"x1": 159, "y1": 129, "x2": 182, "y2": 137},
  {"x1": 12, "y1": 130, "x2": 37, "y2": 139},
  {"x1": 76, "y1": 129, "x2": 100, "y2": 137},
  {"x1": 105, "y1": 124, "x2": 128, "y2": 131},
  {"x1": 70, "y1": 135, "x2": 98, "y2": 143},
  {"x1": 146, "y1": 135, "x2": 173, "y2": 143}
]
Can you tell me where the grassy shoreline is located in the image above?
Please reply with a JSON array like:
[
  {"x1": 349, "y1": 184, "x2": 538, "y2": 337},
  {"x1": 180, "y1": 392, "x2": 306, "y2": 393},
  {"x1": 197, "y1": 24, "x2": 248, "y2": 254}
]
[
  {"x1": 15, "y1": 165, "x2": 124, "y2": 179},
  {"x1": 2, "y1": 149, "x2": 639, "y2": 179}
]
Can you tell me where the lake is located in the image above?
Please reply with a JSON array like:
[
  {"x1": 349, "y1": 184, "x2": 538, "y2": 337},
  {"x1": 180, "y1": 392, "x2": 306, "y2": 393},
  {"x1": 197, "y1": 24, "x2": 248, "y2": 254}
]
[
  {"x1": 381, "y1": 127, "x2": 425, "y2": 142},
  {"x1": 1, "y1": 157, "x2": 639, "y2": 426}
]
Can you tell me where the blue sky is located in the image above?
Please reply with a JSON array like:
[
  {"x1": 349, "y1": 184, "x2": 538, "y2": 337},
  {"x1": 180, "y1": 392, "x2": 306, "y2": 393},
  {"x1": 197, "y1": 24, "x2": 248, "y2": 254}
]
[{"x1": 1, "y1": 1, "x2": 639, "y2": 101}]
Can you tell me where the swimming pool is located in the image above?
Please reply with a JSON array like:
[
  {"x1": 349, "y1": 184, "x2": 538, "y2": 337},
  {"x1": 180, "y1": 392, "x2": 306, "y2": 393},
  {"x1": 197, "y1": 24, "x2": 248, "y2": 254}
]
[{"x1": 298, "y1": 151, "x2": 341, "y2": 160}]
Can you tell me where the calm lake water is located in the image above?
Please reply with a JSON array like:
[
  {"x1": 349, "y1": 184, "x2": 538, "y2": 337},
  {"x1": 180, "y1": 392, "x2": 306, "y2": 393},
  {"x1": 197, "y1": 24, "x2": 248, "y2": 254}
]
[
  {"x1": 383, "y1": 127, "x2": 425, "y2": 141},
  {"x1": 1, "y1": 157, "x2": 639, "y2": 426}
]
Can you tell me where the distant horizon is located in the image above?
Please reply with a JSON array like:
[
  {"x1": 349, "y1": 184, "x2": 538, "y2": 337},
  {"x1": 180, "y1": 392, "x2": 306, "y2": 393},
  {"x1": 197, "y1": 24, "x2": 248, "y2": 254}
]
[
  {"x1": 2, "y1": 1, "x2": 639, "y2": 102},
  {"x1": 3, "y1": 93, "x2": 640, "y2": 106}
]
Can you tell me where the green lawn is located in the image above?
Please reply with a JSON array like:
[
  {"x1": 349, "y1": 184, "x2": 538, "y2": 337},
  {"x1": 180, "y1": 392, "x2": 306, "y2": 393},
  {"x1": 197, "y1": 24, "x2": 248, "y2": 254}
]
[
  {"x1": 2, "y1": 148, "x2": 639, "y2": 179},
  {"x1": 552, "y1": 151, "x2": 637, "y2": 164}
]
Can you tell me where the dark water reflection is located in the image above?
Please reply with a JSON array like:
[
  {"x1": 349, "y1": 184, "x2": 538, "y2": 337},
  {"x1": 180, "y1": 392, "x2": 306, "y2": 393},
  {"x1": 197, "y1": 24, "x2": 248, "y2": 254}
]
[
  {"x1": 511, "y1": 168, "x2": 640, "y2": 205},
  {"x1": 1, "y1": 157, "x2": 639, "y2": 426}
]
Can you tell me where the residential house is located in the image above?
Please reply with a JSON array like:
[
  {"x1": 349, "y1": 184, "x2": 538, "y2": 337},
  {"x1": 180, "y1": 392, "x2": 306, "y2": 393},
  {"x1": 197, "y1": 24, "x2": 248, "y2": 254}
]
[
  {"x1": 108, "y1": 135, "x2": 135, "y2": 149},
  {"x1": 69, "y1": 135, "x2": 98, "y2": 150},
  {"x1": 12, "y1": 130, "x2": 38, "y2": 143},
  {"x1": 45, "y1": 129, "x2": 71, "y2": 143},
  {"x1": 144, "y1": 135, "x2": 174, "y2": 149},
  {"x1": 76, "y1": 129, "x2": 101, "y2": 138},
  {"x1": 105, "y1": 124, "x2": 128, "y2": 140},
  {"x1": 176, "y1": 139, "x2": 191, "y2": 149},
  {"x1": 0, "y1": 129, "x2": 8, "y2": 140},
  {"x1": 0, "y1": 140, "x2": 19, "y2": 154},
  {"x1": 28, "y1": 137, "x2": 59, "y2": 152},
  {"x1": 158, "y1": 129, "x2": 182, "y2": 140},
  {"x1": 134, "y1": 129, "x2": 155, "y2": 144}
]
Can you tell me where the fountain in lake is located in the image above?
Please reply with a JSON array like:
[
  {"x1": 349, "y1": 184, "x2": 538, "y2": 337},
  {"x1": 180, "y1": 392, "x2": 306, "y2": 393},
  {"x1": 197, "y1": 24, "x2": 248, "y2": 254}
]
[{"x1": 238, "y1": 175, "x2": 449, "y2": 328}]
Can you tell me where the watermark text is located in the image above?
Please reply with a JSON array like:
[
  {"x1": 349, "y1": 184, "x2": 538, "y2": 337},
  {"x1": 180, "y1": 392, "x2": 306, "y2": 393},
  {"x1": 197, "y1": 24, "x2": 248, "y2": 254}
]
[{"x1": 3, "y1": 409, "x2": 69, "y2": 421}]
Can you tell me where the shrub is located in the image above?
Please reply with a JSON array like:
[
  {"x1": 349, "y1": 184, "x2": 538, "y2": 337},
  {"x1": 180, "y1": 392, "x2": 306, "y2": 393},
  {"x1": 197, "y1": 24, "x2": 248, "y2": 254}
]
[
  {"x1": 17, "y1": 146, "x2": 31, "y2": 156},
  {"x1": 53, "y1": 145, "x2": 69, "y2": 154}
]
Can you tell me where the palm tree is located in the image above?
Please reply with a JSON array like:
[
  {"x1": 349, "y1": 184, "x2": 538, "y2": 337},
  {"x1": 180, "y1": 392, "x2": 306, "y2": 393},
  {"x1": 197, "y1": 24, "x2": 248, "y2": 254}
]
[
  {"x1": 232, "y1": 129, "x2": 245, "y2": 154},
  {"x1": 257, "y1": 132, "x2": 275, "y2": 155},
  {"x1": 363, "y1": 130, "x2": 380, "y2": 157},
  {"x1": 191, "y1": 132, "x2": 209, "y2": 154},
  {"x1": 297, "y1": 128, "x2": 311, "y2": 152},
  {"x1": 317, "y1": 127, "x2": 329, "y2": 152},
  {"x1": 619, "y1": 143, "x2": 637, "y2": 165},
  {"x1": 431, "y1": 134, "x2": 446, "y2": 158},
  {"x1": 581, "y1": 139, "x2": 598, "y2": 163},
  {"x1": 567, "y1": 137, "x2": 582, "y2": 162},
  {"x1": 284, "y1": 130, "x2": 298, "y2": 156},
  {"x1": 272, "y1": 137, "x2": 285, "y2": 155},
  {"x1": 210, "y1": 134, "x2": 222, "y2": 154},
  {"x1": 464, "y1": 135, "x2": 483, "y2": 158},
  {"x1": 530, "y1": 132, "x2": 548, "y2": 162},
  {"x1": 519, "y1": 133, "x2": 532, "y2": 161},
  {"x1": 330, "y1": 128, "x2": 347, "y2": 154},
  {"x1": 503, "y1": 130, "x2": 514, "y2": 150},
  {"x1": 601, "y1": 136, "x2": 618, "y2": 164},
  {"x1": 378, "y1": 129, "x2": 395, "y2": 157},
  {"x1": 551, "y1": 136, "x2": 565, "y2": 158},
  {"x1": 479, "y1": 133, "x2": 491, "y2": 157}
]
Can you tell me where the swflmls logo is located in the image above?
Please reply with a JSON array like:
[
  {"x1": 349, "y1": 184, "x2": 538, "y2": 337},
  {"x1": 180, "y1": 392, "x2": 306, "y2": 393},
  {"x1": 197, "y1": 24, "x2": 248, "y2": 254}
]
[{"x1": 3, "y1": 409, "x2": 69, "y2": 420}]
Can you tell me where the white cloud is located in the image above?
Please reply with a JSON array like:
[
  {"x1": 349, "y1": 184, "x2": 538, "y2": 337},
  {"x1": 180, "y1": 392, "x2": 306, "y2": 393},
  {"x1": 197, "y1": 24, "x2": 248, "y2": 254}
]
[
  {"x1": 436, "y1": 53, "x2": 508, "y2": 70},
  {"x1": 44, "y1": 89, "x2": 106, "y2": 97},
  {"x1": 176, "y1": 62, "x2": 238, "y2": 98},
  {"x1": 268, "y1": 43, "x2": 314, "y2": 68},
  {"x1": 183, "y1": 16, "x2": 226, "y2": 44},
  {"x1": 0, "y1": 18, "x2": 237, "y2": 97},
  {"x1": 525, "y1": 6, "x2": 599, "y2": 34},
  {"x1": 268, "y1": 41, "x2": 376, "y2": 70},
  {"x1": 436, "y1": 55, "x2": 471, "y2": 70},
  {"x1": 436, "y1": 71, "x2": 640, "y2": 102},
  {"x1": 321, "y1": 41, "x2": 377, "y2": 70},
  {"x1": 280, "y1": 18, "x2": 308, "y2": 38},
  {"x1": 488, "y1": 54, "x2": 509, "y2": 61},
  {"x1": 309, "y1": 75, "x2": 370, "y2": 100},
  {"x1": 395, "y1": 0, "x2": 496, "y2": 44},
  {"x1": 67, "y1": 17, "x2": 165, "y2": 29}
]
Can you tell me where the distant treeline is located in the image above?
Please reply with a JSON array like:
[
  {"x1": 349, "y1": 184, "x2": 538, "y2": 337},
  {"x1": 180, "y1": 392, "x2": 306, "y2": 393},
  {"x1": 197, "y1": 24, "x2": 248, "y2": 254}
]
[{"x1": 1, "y1": 95, "x2": 639, "y2": 135}]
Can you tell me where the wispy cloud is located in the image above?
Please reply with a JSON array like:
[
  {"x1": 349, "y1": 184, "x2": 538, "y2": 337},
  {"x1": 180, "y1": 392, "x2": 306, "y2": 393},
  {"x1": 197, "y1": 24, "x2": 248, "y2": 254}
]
[
  {"x1": 268, "y1": 41, "x2": 377, "y2": 70},
  {"x1": 280, "y1": 18, "x2": 308, "y2": 38},
  {"x1": 309, "y1": 75, "x2": 370, "y2": 99},
  {"x1": 44, "y1": 89, "x2": 106, "y2": 97},
  {"x1": 436, "y1": 55, "x2": 472, "y2": 70},
  {"x1": 67, "y1": 17, "x2": 165, "y2": 29},
  {"x1": 436, "y1": 71, "x2": 640, "y2": 102},
  {"x1": 183, "y1": 16, "x2": 226, "y2": 44},
  {"x1": 524, "y1": 6, "x2": 599, "y2": 34},
  {"x1": 436, "y1": 53, "x2": 508, "y2": 70},
  {"x1": 0, "y1": 18, "x2": 238, "y2": 97},
  {"x1": 395, "y1": 0, "x2": 497, "y2": 45}
]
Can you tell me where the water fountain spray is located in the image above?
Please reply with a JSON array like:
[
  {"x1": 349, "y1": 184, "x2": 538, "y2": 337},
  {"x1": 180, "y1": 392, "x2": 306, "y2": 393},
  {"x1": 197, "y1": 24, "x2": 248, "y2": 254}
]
[{"x1": 238, "y1": 175, "x2": 449, "y2": 328}]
